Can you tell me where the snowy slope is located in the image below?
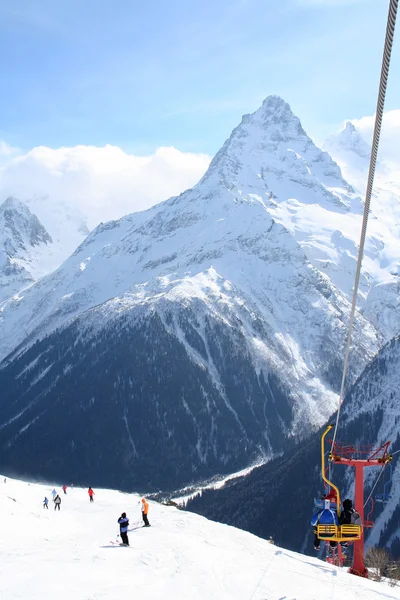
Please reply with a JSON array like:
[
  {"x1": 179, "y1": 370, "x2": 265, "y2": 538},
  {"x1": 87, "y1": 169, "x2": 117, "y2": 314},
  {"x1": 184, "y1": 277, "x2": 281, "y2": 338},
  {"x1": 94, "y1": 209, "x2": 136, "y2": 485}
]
[
  {"x1": 324, "y1": 122, "x2": 400, "y2": 340},
  {"x1": 0, "y1": 197, "x2": 53, "y2": 301},
  {"x1": 0, "y1": 477, "x2": 398, "y2": 600},
  {"x1": 22, "y1": 194, "x2": 90, "y2": 279}
]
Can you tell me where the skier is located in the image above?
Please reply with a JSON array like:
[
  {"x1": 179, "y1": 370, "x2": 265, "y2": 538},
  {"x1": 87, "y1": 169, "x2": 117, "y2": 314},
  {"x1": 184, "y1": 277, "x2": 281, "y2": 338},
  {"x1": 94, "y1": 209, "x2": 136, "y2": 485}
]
[
  {"x1": 51, "y1": 488, "x2": 57, "y2": 500},
  {"x1": 338, "y1": 498, "x2": 361, "y2": 555},
  {"x1": 117, "y1": 512, "x2": 130, "y2": 546},
  {"x1": 311, "y1": 497, "x2": 338, "y2": 551},
  {"x1": 141, "y1": 498, "x2": 150, "y2": 527},
  {"x1": 62, "y1": 485, "x2": 67, "y2": 494},
  {"x1": 54, "y1": 494, "x2": 61, "y2": 511},
  {"x1": 88, "y1": 487, "x2": 95, "y2": 502},
  {"x1": 43, "y1": 497, "x2": 49, "y2": 509},
  {"x1": 339, "y1": 498, "x2": 360, "y2": 525}
]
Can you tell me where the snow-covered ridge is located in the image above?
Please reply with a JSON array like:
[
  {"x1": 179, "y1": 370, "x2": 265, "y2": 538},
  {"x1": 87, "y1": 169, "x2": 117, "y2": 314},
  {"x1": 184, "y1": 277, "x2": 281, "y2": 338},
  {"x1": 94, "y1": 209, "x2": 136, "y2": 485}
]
[
  {"x1": 324, "y1": 122, "x2": 400, "y2": 340},
  {"x1": 0, "y1": 476, "x2": 397, "y2": 600},
  {"x1": 170, "y1": 460, "x2": 267, "y2": 505},
  {"x1": 0, "y1": 197, "x2": 53, "y2": 301},
  {"x1": 0, "y1": 96, "x2": 382, "y2": 359},
  {"x1": 0, "y1": 97, "x2": 384, "y2": 437},
  {"x1": 0, "y1": 195, "x2": 91, "y2": 303}
]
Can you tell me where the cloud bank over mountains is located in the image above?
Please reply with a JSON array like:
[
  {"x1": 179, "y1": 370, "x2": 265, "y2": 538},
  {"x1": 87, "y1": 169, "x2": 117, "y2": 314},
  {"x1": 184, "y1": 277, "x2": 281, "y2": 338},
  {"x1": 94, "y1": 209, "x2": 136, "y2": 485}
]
[
  {"x1": 351, "y1": 108, "x2": 400, "y2": 168},
  {"x1": 0, "y1": 108, "x2": 398, "y2": 231},
  {"x1": 0, "y1": 144, "x2": 211, "y2": 229}
]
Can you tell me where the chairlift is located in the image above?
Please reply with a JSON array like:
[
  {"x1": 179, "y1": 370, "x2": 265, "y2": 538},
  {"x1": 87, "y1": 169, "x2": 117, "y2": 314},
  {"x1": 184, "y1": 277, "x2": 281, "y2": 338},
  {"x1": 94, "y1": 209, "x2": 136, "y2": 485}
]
[{"x1": 375, "y1": 463, "x2": 392, "y2": 504}]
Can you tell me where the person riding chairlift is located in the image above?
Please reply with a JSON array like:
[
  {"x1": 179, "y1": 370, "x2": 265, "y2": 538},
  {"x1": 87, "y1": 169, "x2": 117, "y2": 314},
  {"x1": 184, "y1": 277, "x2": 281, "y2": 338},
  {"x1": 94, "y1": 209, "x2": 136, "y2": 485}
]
[{"x1": 311, "y1": 497, "x2": 338, "y2": 551}]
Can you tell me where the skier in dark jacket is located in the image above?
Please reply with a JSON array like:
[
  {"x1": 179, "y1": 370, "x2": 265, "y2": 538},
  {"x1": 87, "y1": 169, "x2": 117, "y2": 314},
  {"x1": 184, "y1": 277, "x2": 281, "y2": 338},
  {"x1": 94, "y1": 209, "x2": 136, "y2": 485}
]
[
  {"x1": 117, "y1": 512, "x2": 130, "y2": 546},
  {"x1": 338, "y1": 498, "x2": 361, "y2": 554},
  {"x1": 339, "y1": 498, "x2": 360, "y2": 525},
  {"x1": 54, "y1": 494, "x2": 61, "y2": 511}
]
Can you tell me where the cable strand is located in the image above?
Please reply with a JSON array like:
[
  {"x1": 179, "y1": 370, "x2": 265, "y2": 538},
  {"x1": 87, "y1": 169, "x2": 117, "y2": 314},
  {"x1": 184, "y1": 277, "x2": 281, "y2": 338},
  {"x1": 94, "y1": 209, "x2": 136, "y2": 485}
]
[{"x1": 330, "y1": 0, "x2": 398, "y2": 453}]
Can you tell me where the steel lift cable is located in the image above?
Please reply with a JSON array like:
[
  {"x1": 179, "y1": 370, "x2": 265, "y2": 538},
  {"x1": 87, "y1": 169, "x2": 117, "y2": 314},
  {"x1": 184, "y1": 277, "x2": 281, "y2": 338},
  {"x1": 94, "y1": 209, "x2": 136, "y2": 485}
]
[{"x1": 330, "y1": 0, "x2": 398, "y2": 455}]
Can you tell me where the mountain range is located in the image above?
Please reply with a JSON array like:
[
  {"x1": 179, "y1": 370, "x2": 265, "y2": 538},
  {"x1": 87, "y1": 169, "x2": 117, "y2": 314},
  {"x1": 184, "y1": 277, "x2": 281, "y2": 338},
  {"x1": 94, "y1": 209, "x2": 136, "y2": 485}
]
[{"x1": 0, "y1": 96, "x2": 398, "y2": 494}]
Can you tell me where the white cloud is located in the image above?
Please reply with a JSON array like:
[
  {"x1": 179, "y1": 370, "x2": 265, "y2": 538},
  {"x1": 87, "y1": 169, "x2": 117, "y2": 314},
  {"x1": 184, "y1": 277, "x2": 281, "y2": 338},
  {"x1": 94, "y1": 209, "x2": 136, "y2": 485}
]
[
  {"x1": 351, "y1": 109, "x2": 400, "y2": 168},
  {"x1": 0, "y1": 144, "x2": 211, "y2": 228},
  {"x1": 0, "y1": 141, "x2": 20, "y2": 159}
]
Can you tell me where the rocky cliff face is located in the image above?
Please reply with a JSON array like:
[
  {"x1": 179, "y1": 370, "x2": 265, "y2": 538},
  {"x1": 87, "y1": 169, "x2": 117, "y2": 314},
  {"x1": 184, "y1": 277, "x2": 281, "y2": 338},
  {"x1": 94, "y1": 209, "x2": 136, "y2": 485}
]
[{"x1": 0, "y1": 197, "x2": 52, "y2": 301}]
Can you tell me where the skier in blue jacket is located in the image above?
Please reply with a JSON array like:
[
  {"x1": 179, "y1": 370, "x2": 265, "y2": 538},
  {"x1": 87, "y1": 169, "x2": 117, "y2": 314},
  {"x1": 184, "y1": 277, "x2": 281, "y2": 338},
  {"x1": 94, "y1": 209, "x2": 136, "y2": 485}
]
[
  {"x1": 117, "y1": 512, "x2": 130, "y2": 546},
  {"x1": 311, "y1": 499, "x2": 338, "y2": 550}
]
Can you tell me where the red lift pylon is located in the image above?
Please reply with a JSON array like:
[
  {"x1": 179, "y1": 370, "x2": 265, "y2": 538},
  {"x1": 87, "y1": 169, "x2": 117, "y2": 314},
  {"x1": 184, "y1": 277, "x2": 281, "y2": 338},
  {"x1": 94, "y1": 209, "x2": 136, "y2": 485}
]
[{"x1": 321, "y1": 424, "x2": 392, "y2": 577}]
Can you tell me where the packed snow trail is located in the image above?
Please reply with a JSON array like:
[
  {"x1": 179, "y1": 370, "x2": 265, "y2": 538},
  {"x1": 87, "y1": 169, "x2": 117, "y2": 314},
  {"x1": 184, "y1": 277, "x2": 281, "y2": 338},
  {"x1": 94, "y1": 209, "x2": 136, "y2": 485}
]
[{"x1": 1, "y1": 477, "x2": 399, "y2": 600}]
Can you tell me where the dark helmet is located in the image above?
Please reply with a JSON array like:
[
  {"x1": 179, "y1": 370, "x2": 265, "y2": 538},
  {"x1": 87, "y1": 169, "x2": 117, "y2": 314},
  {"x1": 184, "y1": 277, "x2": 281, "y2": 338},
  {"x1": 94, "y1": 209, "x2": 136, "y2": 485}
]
[
  {"x1": 121, "y1": 512, "x2": 126, "y2": 518},
  {"x1": 343, "y1": 498, "x2": 353, "y2": 510}
]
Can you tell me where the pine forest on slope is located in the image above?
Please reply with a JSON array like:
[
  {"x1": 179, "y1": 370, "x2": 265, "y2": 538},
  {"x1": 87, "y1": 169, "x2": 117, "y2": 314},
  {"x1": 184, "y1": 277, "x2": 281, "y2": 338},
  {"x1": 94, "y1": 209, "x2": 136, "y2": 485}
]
[{"x1": 186, "y1": 335, "x2": 400, "y2": 557}]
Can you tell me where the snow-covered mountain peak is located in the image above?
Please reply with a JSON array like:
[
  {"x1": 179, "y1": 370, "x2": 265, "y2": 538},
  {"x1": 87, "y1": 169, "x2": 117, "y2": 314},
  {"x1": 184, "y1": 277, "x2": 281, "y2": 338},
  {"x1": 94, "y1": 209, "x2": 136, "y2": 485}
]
[
  {"x1": 325, "y1": 121, "x2": 371, "y2": 161},
  {"x1": 1, "y1": 196, "x2": 27, "y2": 213},
  {"x1": 0, "y1": 193, "x2": 92, "y2": 301},
  {"x1": 322, "y1": 121, "x2": 400, "y2": 338},
  {"x1": 0, "y1": 197, "x2": 54, "y2": 302},
  {"x1": 201, "y1": 95, "x2": 352, "y2": 206},
  {"x1": 248, "y1": 94, "x2": 307, "y2": 138},
  {"x1": 0, "y1": 196, "x2": 52, "y2": 249}
]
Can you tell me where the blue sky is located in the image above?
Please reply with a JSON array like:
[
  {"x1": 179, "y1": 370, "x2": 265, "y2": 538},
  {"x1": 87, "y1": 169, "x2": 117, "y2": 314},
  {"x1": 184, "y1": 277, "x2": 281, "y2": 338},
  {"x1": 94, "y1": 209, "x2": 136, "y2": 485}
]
[{"x1": 0, "y1": 0, "x2": 399, "y2": 155}]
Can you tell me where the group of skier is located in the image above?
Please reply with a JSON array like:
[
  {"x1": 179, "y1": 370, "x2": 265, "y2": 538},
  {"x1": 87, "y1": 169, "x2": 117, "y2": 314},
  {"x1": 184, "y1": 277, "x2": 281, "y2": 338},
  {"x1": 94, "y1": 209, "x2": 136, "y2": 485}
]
[
  {"x1": 41, "y1": 484, "x2": 151, "y2": 546},
  {"x1": 43, "y1": 486, "x2": 95, "y2": 511},
  {"x1": 117, "y1": 498, "x2": 151, "y2": 546},
  {"x1": 311, "y1": 492, "x2": 361, "y2": 556}
]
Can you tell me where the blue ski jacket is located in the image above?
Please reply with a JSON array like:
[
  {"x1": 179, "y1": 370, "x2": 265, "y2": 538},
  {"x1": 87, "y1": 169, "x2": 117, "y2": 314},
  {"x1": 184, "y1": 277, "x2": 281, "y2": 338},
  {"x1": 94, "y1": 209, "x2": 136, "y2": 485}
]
[
  {"x1": 311, "y1": 508, "x2": 338, "y2": 527},
  {"x1": 118, "y1": 516, "x2": 129, "y2": 533}
]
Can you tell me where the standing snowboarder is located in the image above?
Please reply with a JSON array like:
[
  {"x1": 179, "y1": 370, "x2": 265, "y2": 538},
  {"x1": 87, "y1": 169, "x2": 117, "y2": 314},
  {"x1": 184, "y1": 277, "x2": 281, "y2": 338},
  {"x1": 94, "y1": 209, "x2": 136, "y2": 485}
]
[
  {"x1": 54, "y1": 494, "x2": 61, "y2": 511},
  {"x1": 62, "y1": 485, "x2": 67, "y2": 494},
  {"x1": 117, "y1": 512, "x2": 130, "y2": 546},
  {"x1": 88, "y1": 487, "x2": 95, "y2": 502},
  {"x1": 141, "y1": 498, "x2": 150, "y2": 527},
  {"x1": 51, "y1": 488, "x2": 57, "y2": 500},
  {"x1": 43, "y1": 497, "x2": 49, "y2": 509}
]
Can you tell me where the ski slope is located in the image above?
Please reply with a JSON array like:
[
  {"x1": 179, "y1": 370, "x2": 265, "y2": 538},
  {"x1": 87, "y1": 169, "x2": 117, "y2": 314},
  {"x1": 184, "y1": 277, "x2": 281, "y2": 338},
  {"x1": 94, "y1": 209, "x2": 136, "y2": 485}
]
[{"x1": 1, "y1": 477, "x2": 399, "y2": 600}]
